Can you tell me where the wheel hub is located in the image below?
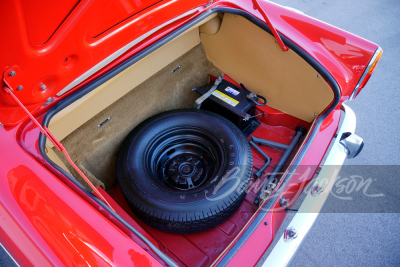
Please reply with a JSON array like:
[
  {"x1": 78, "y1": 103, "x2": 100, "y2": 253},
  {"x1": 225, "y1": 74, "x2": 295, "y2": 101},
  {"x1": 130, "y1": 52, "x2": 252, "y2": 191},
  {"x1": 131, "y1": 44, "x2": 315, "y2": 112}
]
[
  {"x1": 145, "y1": 127, "x2": 223, "y2": 191},
  {"x1": 178, "y1": 163, "x2": 194, "y2": 176},
  {"x1": 165, "y1": 154, "x2": 205, "y2": 190}
]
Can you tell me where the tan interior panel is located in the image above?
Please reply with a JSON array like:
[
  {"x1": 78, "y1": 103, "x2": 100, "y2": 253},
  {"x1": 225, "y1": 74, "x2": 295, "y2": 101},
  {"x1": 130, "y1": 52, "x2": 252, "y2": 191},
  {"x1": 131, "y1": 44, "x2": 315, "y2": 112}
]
[
  {"x1": 45, "y1": 12, "x2": 336, "y2": 190},
  {"x1": 187, "y1": 13, "x2": 218, "y2": 33},
  {"x1": 52, "y1": 45, "x2": 223, "y2": 189},
  {"x1": 199, "y1": 16, "x2": 222, "y2": 35},
  {"x1": 201, "y1": 14, "x2": 334, "y2": 122},
  {"x1": 48, "y1": 27, "x2": 201, "y2": 146}
]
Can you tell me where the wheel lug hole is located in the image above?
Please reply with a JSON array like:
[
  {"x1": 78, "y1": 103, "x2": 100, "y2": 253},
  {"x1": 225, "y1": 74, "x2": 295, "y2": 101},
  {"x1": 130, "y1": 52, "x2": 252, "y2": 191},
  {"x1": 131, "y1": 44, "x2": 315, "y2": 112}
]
[{"x1": 163, "y1": 152, "x2": 210, "y2": 190}]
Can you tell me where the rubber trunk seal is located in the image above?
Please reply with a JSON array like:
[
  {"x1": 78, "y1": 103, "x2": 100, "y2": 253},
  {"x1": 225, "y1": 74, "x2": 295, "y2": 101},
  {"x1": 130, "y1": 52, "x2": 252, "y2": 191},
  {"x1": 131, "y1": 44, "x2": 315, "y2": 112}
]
[
  {"x1": 212, "y1": 8, "x2": 341, "y2": 266},
  {"x1": 38, "y1": 7, "x2": 340, "y2": 267}
]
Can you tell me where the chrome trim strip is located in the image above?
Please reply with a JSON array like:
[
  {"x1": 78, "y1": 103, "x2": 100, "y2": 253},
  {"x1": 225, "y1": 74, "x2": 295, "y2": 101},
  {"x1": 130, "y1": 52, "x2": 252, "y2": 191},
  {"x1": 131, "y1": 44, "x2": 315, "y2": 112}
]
[
  {"x1": 56, "y1": 8, "x2": 200, "y2": 96},
  {"x1": 0, "y1": 242, "x2": 20, "y2": 267},
  {"x1": 349, "y1": 47, "x2": 382, "y2": 100},
  {"x1": 261, "y1": 103, "x2": 356, "y2": 267}
]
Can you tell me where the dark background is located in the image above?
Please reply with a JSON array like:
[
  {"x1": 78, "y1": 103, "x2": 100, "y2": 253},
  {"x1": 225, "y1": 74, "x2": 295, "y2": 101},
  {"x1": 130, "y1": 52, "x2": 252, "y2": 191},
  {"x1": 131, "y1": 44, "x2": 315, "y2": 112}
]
[{"x1": 1, "y1": 0, "x2": 399, "y2": 266}]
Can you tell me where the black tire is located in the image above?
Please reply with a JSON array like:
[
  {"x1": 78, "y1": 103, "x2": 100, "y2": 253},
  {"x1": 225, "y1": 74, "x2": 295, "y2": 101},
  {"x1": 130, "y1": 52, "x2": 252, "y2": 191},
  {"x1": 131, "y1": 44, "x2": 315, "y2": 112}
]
[{"x1": 117, "y1": 109, "x2": 252, "y2": 234}]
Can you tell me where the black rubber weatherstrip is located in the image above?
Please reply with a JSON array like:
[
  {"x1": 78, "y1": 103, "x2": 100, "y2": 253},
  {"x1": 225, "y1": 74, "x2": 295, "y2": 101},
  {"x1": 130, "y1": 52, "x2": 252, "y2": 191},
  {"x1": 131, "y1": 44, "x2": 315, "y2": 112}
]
[
  {"x1": 38, "y1": 7, "x2": 340, "y2": 267},
  {"x1": 212, "y1": 9, "x2": 341, "y2": 267},
  {"x1": 39, "y1": 8, "x2": 223, "y2": 267}
]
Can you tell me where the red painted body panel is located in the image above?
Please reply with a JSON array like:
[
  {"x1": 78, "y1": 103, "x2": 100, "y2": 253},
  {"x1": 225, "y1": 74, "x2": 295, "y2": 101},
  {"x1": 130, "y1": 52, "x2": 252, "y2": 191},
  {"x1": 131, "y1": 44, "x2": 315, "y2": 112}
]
[
  {"x1": 0, "y1": 125, "x2": 164, "y2": 266},
  {"x1": 9, "y1": 85, "x2": 338, "y2": 266},
  {"x1": 0, "y1": 0, "x2": 377, "y2": 125},
  {"x1": 0, "y1": 0, "x2": 378, "y2": 265},
  {"x1": 0, "y1": 0, "x2": 209, "y2": 125},
  {"x1": 224, "y1": 110, "x2": 341, "y2": 266}
]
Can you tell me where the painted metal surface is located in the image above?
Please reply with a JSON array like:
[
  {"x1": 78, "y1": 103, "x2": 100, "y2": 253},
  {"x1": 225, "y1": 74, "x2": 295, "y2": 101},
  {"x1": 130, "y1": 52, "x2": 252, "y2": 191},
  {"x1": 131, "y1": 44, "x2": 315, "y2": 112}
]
[
  {"x1": 216, "y1": 0, "x2": 378, "y2": 99},
  {"x1": 0, "y1": 0, "x2": 377, "y2": 125},
  {"x1": 262, "y1": 104, "x2": 357, "y2": 267},
  {"x1": 218, "y1": 109, "x2": 342, "y2": 266},
  {"x1": 0, "y1": 0, "x2": 380, "y2": 265},
  {"x1": 350, "y1": 47, "x2": 383, "y2": 99},
  {"x1": 252, "y1": 0, "x2": 288, "y2": 51},
  {"x1": 0, "y1": 125, "x2": 162, "y2": 266},
  {"x1": 2, "y1": 85, "x2": 113, "y2": 209},
  {"x1": 0, "y1": 0, "x2": 210, "y2": 125}
]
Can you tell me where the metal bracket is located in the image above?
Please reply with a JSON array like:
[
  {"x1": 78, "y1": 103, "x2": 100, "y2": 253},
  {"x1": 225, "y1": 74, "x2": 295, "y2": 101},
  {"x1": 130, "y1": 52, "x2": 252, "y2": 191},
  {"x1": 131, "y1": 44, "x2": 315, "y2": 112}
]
[
  {"x1": 193, "y1": 76, "x2": 222, "y2": 109},
  {"x1": 252, "y1": 0, "x2": 288, "y2": 52},
  {"x1": 3, "y1": 66, "x2": 25, "y2": 94}
]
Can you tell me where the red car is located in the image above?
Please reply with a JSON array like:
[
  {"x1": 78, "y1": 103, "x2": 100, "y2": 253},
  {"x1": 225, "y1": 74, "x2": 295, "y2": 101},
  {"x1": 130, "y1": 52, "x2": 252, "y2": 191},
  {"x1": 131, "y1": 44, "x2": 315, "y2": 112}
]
[{"x1": 0, "y1": 0, "x2": 381, "y2": 266}]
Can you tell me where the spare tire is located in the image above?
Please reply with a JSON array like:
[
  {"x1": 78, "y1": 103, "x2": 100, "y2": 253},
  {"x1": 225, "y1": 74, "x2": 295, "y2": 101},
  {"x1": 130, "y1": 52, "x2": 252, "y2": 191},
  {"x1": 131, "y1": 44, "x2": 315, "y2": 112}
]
[{"x1": 117, "y1": 109, "x2": 252, "y2": 234}]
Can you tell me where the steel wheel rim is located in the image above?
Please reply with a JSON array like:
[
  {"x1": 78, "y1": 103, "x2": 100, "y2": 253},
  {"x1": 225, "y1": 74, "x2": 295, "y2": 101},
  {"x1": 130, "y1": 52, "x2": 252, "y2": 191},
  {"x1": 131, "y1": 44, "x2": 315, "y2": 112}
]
[{"x1": 145, "y1": 127, "x2": 224, "y2": 191}]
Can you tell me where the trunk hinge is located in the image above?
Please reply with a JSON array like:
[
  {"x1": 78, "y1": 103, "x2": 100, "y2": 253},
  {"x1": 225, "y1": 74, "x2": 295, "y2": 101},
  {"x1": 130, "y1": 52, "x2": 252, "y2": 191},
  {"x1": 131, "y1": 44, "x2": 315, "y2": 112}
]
[
  {"x1": 252, "y1": 0, "x2": 289, "y2": 52},
  {"x1": 2, "y1": 81, "x2": 115, "y2": 212}
]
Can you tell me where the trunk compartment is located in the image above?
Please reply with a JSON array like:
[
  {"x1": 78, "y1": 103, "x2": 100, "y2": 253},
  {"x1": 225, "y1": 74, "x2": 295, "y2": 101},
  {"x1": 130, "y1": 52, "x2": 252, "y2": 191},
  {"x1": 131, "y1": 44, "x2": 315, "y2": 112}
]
[
  {"x1": 105, "y1": 104, "x2": 309, "y2": 266},
  {"x1": 43, "y1": 12, "x2": 332, "y2": 266}
]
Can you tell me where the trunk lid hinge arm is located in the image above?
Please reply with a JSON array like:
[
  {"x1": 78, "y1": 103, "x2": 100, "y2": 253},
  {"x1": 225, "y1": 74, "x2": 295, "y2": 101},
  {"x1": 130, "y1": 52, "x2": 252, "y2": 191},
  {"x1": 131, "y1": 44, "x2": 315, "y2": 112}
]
[
  {"x1": 252, "y1": 0, "x2": 289, "y2": 52},
  {"x1": 2, "y1": 82, "x2": 115, "y2": 212}
]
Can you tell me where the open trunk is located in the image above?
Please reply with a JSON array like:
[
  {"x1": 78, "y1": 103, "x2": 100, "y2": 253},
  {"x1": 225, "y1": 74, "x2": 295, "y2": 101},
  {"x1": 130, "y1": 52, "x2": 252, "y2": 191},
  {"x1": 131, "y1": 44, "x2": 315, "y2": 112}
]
[{"x1": 44, "y1": 12, "x2": 334, "y2": 266}]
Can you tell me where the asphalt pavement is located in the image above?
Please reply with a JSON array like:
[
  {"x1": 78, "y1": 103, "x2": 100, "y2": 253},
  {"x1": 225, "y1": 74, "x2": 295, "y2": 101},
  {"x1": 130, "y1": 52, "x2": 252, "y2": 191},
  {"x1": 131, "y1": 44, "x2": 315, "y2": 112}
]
[
  {"x1": 1, "y1": 0, "x2": 399, "y2": 266},
  {"x1": 259, "y1": 0, "x2": 400, "y2": 266}
]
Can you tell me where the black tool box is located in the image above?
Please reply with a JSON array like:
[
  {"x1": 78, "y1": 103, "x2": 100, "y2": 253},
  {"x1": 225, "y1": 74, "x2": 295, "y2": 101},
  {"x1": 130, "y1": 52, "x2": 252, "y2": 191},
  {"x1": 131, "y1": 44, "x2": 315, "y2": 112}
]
[{"x1": 194, "y1": 79, "x2": 261, "y2": 136}]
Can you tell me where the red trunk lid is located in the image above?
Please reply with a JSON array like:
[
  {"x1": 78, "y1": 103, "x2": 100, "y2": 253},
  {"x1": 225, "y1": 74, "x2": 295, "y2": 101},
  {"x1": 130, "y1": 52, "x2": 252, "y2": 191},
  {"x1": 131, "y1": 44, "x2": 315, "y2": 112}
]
[{"x1": 0, "y1": 0, "x2": 207, "y2": 126}]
